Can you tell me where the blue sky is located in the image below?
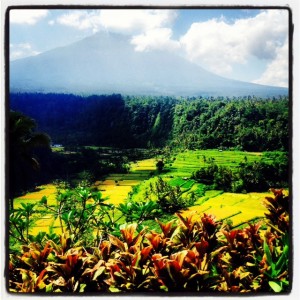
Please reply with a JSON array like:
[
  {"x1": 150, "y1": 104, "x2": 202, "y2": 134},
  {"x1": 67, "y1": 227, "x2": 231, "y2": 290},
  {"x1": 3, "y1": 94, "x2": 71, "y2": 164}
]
[{"x1": 9, "y1": 8, "x2": 289, "y2": 87}]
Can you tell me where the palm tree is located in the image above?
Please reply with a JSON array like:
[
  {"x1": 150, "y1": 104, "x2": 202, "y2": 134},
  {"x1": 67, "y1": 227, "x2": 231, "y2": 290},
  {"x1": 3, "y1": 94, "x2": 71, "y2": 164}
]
[{"x1": 9, "y1": 111, "x2": 51, "y2": 209}]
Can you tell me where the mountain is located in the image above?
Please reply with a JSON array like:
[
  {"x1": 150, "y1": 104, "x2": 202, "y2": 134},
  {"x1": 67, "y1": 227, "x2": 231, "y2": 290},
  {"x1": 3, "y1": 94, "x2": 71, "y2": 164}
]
[{"x1": 10, "y1": 32, "x2": 288, "y2": 97}]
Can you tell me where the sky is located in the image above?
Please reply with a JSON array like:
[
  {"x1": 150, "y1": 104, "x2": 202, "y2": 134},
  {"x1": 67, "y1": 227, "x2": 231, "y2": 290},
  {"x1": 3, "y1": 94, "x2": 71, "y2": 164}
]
[{"x1": 9, "y1": 8, "x2": 289, "y2": 88}]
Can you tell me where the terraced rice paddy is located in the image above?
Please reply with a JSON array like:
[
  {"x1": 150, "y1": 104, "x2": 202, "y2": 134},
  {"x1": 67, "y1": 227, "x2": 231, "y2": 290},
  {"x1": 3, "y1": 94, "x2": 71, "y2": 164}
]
[
  {"x1": 166, "y1": 149, "x2": 264, "y2": 177},
  {"x1": 170, "y1": 150, "x2": 262, "y2": 177},
  {"x1": 12, "y1": 159, "x2": 159, "y2": 234},
  {"x1": 13, "y1": 150, "x2": 284, "y2": 234},
  {"x1": 180, "y1": 191, "x2": 273, "y2": 227},
  {"x1": 14, "y1": 184, "x2": 59, "y2": 234},
  {"x1": 14, "y1": 184, "x2": 57, "y2": 208},
  {"x1": 94, "y1": 158, "x2": 157, "y2": 204}
]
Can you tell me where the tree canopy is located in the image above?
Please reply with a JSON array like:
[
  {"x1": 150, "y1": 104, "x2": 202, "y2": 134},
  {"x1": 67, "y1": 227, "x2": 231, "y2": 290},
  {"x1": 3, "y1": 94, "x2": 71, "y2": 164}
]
[{"x1": 10, "y1": 93, "x2": 289, "y2": 152}]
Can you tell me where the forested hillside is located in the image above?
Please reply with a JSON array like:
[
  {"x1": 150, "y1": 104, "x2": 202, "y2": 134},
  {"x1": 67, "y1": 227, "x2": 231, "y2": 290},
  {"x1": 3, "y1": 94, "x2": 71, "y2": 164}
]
[{"x1": 10, "y1": 93, "x2": 289, "y2": 151}]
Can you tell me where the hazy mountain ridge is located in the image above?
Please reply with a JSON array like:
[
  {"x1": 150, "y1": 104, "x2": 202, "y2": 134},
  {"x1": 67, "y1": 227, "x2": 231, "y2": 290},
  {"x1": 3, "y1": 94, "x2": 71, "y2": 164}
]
[{"x1": 10, "y1": 32, "x2": 288, "y2": 97}]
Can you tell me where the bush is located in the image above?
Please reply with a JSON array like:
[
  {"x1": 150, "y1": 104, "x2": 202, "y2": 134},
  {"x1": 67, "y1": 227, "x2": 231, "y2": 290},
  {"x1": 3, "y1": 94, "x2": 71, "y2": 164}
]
[
  {"x1": 117, "y1": 199, "x2": 162, "y2": 224},
  {"x1": 193, "y1": 158, "x2": 289, "y2": 193},
  {"x1": 8, "y1": 189, "x2": 289, "y2": 293},
  {"x1": 156, "y1": 160, "x2": 165, "y2": 173},
  {"x1": 153, "y1": 177, "x2": 195, "y2": 213}
]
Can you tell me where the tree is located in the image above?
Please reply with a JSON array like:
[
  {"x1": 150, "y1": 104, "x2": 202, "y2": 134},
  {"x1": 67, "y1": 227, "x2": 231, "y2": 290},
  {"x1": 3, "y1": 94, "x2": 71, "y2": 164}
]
[
  {"x1": 153, "y1": 177, "x2": 192, "y2": 213},
  {"x1": 156, "y1": 160, "x2": 165, "y2": 173},
  {"x1": 214, "y1": 166, "x2": 234, "y2": 191},
  {"x1": 9, "y1": 111, "x2": 51, "y2": 209}
]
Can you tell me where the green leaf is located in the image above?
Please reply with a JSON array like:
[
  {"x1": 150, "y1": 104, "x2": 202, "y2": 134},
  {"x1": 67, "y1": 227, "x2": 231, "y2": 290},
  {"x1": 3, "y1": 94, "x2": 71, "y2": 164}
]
[
  {"x1": 68, "y1": 210, "x2": 75, "y2": 222},
  {"x1": 45, "y1": 283, "x2": 53, "y2": 293},
  {"x1": 20, "y1": 202, "x2": 28, "y2": 210},
  {"x1": 269, "y1": 281, "x2": 282, "y2": 293},
  {"x1": 263, "y1": 240, "x2": 273, "y2": 266},
  {"x1": 79, "y1": 283, "x2": 86, "y2": 292},
  {"x1": 160, "y1": 285, "x2": 168, "y2": 292},
  {"x1": 40, "y1": 196, "x2": 48, "y2": 205},
  {"x1": 114, "y1": 271, "x2": 126, "y2": 279},
  {"x1": 92, "y1": 266, "x2": 106, "y2": 280},
  {"x1": 275, "y1": 245, "x2": 289, "y2": 271},
  {"x1": 109, "y1": 287, "x2": 121, "y2": 292}
]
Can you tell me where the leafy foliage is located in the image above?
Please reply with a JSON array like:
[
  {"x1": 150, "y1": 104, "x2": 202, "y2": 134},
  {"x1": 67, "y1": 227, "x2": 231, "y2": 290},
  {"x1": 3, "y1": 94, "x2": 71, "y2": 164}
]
[
  {"x1": 156, "y1": 160, "x2": 165, "y2": 173},
  {"x1": 192, "y1": 156, "x2": 289, "y2": 192},
  {"x1": 118, "y1": 200, "x2": 162, "y2": 224},
  {"x1": 8, "y1": 189, "x2": 290, "y2": 294},
  {"x1": 9, "y1": 111, "x2": 51, "y2": 205},
  {"x1": 10, "y1": 93, "x2": 289, "y2": 151},
  {"x1": 150, "y1": 177, "x2": 195, "y2": 213},
  {"x1": 9, "y1": 202, "x2": 38, "y2": 245}
]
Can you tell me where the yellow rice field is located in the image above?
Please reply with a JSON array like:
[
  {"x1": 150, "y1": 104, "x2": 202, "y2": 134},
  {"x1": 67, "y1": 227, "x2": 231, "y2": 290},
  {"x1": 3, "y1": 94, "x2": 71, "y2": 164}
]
[
  {"x1": 98, "y1": 184, "x2": 133, "y2": 205},
  {"x1": 180, "y1": 191, "x2": 276, "y2": 227},
  {"x1": 94, "y1": 158, "x2": 157, "y2": 204},
  {"x1": 12, "y1": 159, "x2": 159, "y2": 234},
  {"x1": 13, "y1": 156, "x2": 286, "y2": 233},
  {"x1": 14, "y1": 184, "x2": 57, "y2": 208},
  {"x1": 130, "y1": 158, "x2": 157, "y2": 172},
  {"x1": 13, "y1": 184, "x2": 59, "y2": 234}
]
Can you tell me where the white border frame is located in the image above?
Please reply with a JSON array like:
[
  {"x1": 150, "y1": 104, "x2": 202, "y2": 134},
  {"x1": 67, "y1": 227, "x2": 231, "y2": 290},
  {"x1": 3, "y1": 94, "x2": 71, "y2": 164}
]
[{"x1": 1, "y1": 1, "x2": 299, "y2": 299}]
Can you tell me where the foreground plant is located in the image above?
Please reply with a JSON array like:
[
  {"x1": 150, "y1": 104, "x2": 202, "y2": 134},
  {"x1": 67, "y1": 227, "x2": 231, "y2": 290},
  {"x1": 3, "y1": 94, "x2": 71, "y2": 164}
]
[
  {"x1": 8, "y1": 189, "x2": 290, "y2": 294},
  {"x1": 215, "y1": 189, "x2": 289, "y2": 293},
  {"x1": 9, "y1": 202, "x2": 37, "y2": 245}
]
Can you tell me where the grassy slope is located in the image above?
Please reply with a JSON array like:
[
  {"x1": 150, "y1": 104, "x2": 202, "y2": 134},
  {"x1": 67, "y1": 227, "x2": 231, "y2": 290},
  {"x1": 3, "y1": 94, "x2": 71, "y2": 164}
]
[{"x1": 165, "y1": 149, "x2": 264, "y2": 177}]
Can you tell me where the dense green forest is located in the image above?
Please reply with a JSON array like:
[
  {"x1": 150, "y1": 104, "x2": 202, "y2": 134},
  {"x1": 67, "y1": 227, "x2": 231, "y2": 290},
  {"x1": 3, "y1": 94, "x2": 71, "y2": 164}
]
[{"x1": 10, "y1": 93, "x2": 289, "y2": 151}]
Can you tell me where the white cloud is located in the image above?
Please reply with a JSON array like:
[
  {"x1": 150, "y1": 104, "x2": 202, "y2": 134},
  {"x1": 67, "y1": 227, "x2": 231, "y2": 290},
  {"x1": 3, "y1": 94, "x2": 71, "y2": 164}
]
[
  {"x1": 99, "y1": 9, "x2": 177, "y2": 34},
  {"x1": 235, "y1": 10, "x2": 288, "y2": 60},
  {"x1": 253, "y1": 38, "x2": 288, "y2": 87},
  {"x1": 180, "y1": 10, "x2": 288, "y2": 80},
  {"x1": 10, "y1": 9, "x2": 48, "y2": 25},
  {"x1": 56, "y1": 9, "x2": 177, "y2": 34},
  {"x1": 131, "y1": 27, "x2": 180, "y2": 52},
  {"x1": 57, "y1": 11, "x2": 102, "y2": 33},
  {"x1": 10, "y1": 43, "x2": 40, "y2": 60},
  {"x1": 56, "y1": 9, "x2": 178, "y2": 52},
  {"x1": 180, "y1": 19, "x2": 245, "y2": 75}
]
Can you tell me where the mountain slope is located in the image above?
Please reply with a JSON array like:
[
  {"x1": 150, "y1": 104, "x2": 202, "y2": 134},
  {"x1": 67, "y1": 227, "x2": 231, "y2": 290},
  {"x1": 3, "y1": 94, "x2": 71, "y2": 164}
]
[{"x1": 10, "y1": 32, "x2": 288, "y2": 97}]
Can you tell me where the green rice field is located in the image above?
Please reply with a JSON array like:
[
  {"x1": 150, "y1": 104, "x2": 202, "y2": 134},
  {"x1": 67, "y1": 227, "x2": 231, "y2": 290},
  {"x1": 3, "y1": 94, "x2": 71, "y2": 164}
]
[
  {"x1": 164, "y1": 149, "x2": 272, "y2": 177},
  {"x1": 13, "y1": 149, "x2": 286, "y2": 234}
]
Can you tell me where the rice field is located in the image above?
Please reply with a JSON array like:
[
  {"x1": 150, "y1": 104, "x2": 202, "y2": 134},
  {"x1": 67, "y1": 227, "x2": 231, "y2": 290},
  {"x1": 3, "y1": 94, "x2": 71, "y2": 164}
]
[
  {"x1": 12, "y1": 149, "x2": 286, "y2": 234},
  {"x1": 180, "y1": 191, "x2": 274, "y2": 227},
  {"x1": 94, "y1": 158, "x2": 157, "y2": 204},
  {"x1": 14, "y1": 184, "x2": 57, "y2": 208},
  {"x1": 13, "y1": 184, "x2": 59, "y2": 234},
  {"x1": 166, "y1": 149, "x2": 264, "y2": 177}
]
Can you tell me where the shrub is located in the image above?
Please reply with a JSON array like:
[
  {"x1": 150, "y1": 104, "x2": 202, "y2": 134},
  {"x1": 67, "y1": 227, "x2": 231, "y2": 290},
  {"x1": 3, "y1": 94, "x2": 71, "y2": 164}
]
[
  {"x1": 8, "y1": 189, "x2": 289, "y2": 293},
  {"x1": 156, "y1": 160, "x2": 165, "y2": 173},
  {"x1": 193, "y1": 159, "x2": 289, "y2": 193},
  {"x1": 117, "y1": 199, "x2": 162, "y2": 224},
  {"x1": 153, "y1": 177, "x2": 195, "y2": 213}
]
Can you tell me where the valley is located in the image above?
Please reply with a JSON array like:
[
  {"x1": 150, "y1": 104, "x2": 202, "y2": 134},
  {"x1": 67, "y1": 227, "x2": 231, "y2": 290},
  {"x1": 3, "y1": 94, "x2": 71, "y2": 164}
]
[
  {"x1": 8, "y1": 93, "x2": 290, "y2": 294},
  {"x1": 12, "y1": 149, "x2": 286, "y2": 237}
]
